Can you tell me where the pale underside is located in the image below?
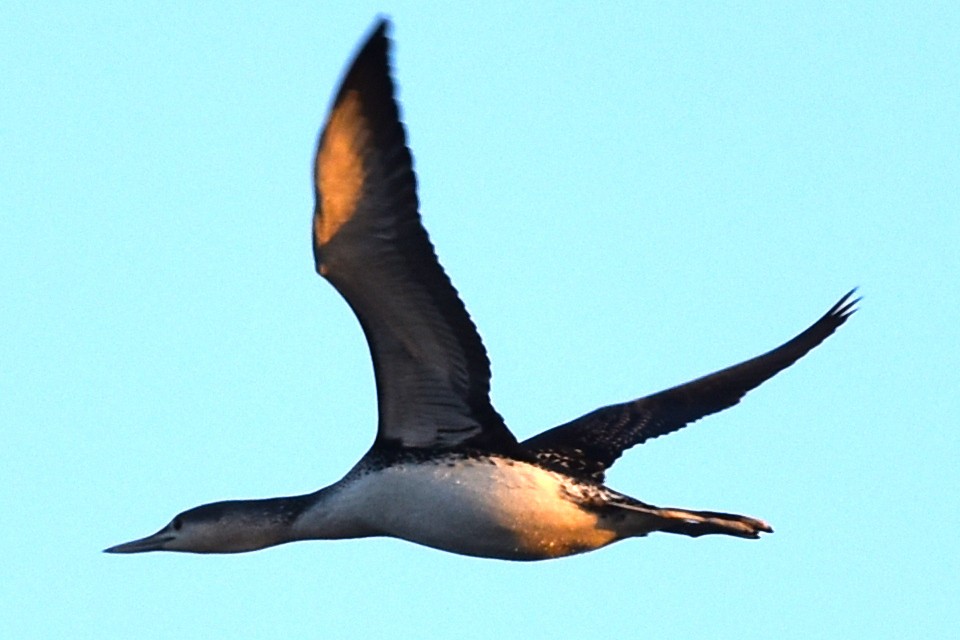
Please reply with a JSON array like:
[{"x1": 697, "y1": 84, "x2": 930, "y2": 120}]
[{"x1": 294, "y1": 459, "x2": 623, "y2": 560}]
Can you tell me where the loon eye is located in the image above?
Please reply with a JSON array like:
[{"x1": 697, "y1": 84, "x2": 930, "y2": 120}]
[{"x1": 173, "y1": 518, "x2": 183, "y2": 531}]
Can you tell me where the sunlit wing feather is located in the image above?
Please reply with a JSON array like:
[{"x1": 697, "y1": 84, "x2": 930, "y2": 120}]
[{"x1": 313, "y1": 21, "x2": 515, "y2": 450}]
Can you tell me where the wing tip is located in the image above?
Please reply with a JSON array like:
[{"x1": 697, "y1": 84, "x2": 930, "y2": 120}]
[
  {"x1": 829, "y1": 287, "x2": 861, "y2": 323},
  {"x1": 372, "y1": 15, "x2": 391, "y2": 36},
  {"x1": 329, "y1": 16, "x2": 394, "y2": 109}
]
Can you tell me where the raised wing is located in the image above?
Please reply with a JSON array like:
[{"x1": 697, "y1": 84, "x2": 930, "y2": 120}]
[
  {"x1": 523, "y1": 291, "x2": 858, "y2": 480},
  {"x1": 313, "y1": 20, "x2": 516, "y2": 450}
]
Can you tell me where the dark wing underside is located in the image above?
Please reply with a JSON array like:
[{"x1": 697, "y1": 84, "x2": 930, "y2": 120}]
[
  {"x1": 313, "y1": 20, "x2": 516, "y2": 451},
  {"x1": 523, "y1": 291, "x2": 858, "y2": 480}
]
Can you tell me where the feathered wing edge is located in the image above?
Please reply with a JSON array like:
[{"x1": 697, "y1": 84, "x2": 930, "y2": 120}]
[
  {"x1": 523, "y1": 290, "x2": 859, "y2": 480},
  {"x1": 313, "y1": 20, "x2": 516, "y2": 451}
]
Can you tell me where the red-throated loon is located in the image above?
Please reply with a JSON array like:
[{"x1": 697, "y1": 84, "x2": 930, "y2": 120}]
[{"x1": 104, "y1": 19, "x2": 857, "y2": 561}]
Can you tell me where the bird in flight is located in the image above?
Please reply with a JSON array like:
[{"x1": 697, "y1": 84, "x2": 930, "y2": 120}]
[{"x1": 105, "y1": 19, "x2": 856, "y2": 560}]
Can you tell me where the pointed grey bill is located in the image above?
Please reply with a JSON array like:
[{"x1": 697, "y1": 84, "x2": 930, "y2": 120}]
[{"x1": 103, "y1": 530, "x2": 173, "y2": 553}]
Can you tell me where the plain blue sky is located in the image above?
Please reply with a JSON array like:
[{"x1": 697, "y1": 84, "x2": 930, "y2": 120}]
[{"x1": 3, "y1": 2, "x2": 958, "y2": 638}]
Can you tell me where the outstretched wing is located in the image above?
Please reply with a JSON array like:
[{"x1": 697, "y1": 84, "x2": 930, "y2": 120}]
[
  {"x1": 313, "y1": 20, "x2": 516, "y2": 451},
  {"x1": 523, "y1": 291, "x2": 858, "y2": 480}
]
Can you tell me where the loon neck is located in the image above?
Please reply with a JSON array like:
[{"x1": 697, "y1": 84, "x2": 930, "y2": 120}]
[
  {"x1": 290, "y1": 479, "x2": 377, "y2": 542},
  {"x1": 188, "y1": 476, "x2": 377, "y2": 552},
  {"x1": 193, "y1": 494, "x2": 320, "y2": 552}
]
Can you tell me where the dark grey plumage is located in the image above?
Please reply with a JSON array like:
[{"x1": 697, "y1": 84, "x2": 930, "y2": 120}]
[{"x1": 523, "y1": 291, "x2": 858, "y2": 480}]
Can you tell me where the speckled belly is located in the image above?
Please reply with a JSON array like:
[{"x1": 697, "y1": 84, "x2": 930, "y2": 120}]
[{"x1": 329, "y1": 457, "x2": 619, "y2": 560}]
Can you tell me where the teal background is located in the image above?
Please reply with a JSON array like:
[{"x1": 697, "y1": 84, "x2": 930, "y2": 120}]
[{"x1": 3, "y1": 2, "x2": 957, "y2": 638}]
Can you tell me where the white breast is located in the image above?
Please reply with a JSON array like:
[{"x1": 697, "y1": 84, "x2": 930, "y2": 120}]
[{"x1": 296, "y1": 457, "x2": 617, "y2": 560}]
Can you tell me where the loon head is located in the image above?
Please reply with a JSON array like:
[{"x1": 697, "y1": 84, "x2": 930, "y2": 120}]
[{"x1": 104, "y1": 498, "x2": 303, "y2": 554}]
